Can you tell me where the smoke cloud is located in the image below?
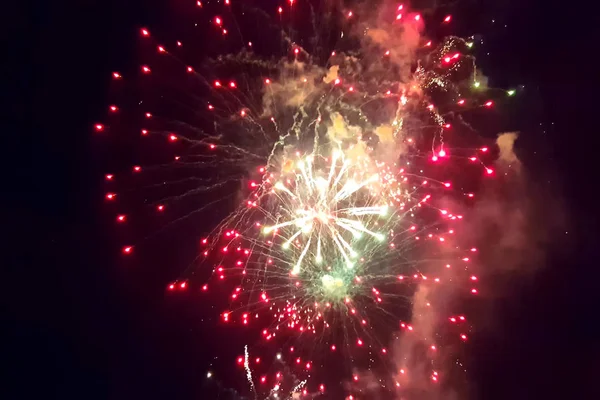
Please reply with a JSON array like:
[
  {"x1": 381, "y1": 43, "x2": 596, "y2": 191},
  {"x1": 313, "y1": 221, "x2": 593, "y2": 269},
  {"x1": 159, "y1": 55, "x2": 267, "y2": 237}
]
[
  {"x1": 496, "y1": 131, "x2": 521, "y2": 167},
  {"x1": 383, "y1": 131, "x2": 567, "y2": 399}
]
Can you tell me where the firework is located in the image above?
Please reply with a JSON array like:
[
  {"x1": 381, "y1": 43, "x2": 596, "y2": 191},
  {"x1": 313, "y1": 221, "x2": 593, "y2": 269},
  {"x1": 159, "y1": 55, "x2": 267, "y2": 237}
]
[
  {"x1": 262, "y1": 149, "x2": 389, "y2": 273},
  {"x1": 100, "y1": 1, "x2": 510, "y2": 397}
]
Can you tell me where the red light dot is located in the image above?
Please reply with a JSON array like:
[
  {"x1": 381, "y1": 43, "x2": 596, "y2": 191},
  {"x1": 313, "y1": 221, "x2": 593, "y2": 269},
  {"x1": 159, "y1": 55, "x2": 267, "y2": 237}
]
[
  {"x1": 460, "y1": 334, "x2": 467, "y2": 341},
  {"x1": 105, "y1": 174, "x2": 113, "y2": 180},
  {"x1": 187, "y1": 66, "x2": 193, "y2": 73},
  {"x1": 458, "y1": 99, "x2": 465, "y2": 105},
  {"x1": 294, "y1": 48, "x2": 299, "y2": 54},
  {"x1": 168, "y1": 284, "x2": 175, "y2": 290},
  {"x1": 486, "y1": 168, "x2": 494, "y2": 175},
  {"x1": 157, "y1": 46, "x2": 165, "y2": 53},
  {"x1": 278, "y1": 7, "x2": 283, "y2": 13},
  {"x1": 141, "y1": 65, "x2": 151, "y2": 73},
  {"x1": 438, "y1": 149, "x2": 446, "y2": 157},
  {"x1": 265, "y1": 78, "x2": 271, "y2": 84},
  {"x1": 214, "y1": 17, "x2": 222, "y2": 25},
  {"x1": 229, "y1": 81, "x2": 236, "y2": 88},
  {"x1": 112, "y1": 72, "x2": 121, "y2": 79},
  {"x1": 260, "y1": 376, "x2": 266, "y2": 383},
  {"x1": 177, "y1": 41, "x2": 182, "y2": 46},
  {"x1": 169, "y1": 134, "x2": 178, "y2": 141},
  {"x1": 357, "y1": 339, "x2": 363, "y2": 346},
  {"x1": 330, "y1": 345, "x2": 336, "y2": 351},
  {"x1": 145, "y1": 113, "x2": 152, "y2": 118},
  {"x1": 106, "y1": 193, "x2": 116, "y2": 200},
  {"x1": 123, "y1": 246, "x2": 133, "y2": 254},
  {"x1": 334, "y1": 78, "x2": 341, "y2": 85},
  {"x1": 180, "y1": 282, "x2": 186, "y2": 289},
  {"x1": 444, "y1": 15, "x2": 452, "y2": 22},
  {"x1": 485, "y1": 101, "x2": 493, "y2": 107},
  {"x1": 117, "y1": 215, "x2": 126, "y2": 222},
  {"x1": 481, "y1": 147, "x2": 489, "y2": 152},
  {"x1": 237, "y1": 357, "x2": 243, "y2": 364},
  {"x1": 396, "y1": 14, "x2": 402, "y2": 20},
  {"x1": 95, "y1": 124, "x2": 104, "y2": 132},
  {"x1": 157, "y1": 205, "x2": 165, "y2": 212},
  {"x1": 141, "y1": 28, "x2": 149, "y2": 37},
  {"x1": 109, "y1": 105, "x2": 118, "y2": 112},
  {"x1": 214, "y1": 81, "x2": 222, "y2": 87},
  {"x1": 414, "y1": 14, "x2": 421, "y2": 21},
  {"x1": 133, "y1": 165, "x2": 141, "y2": 172},
  {"x1": 444, "y1": 182, "x2": 451, "y2": 188},
  {"x1": 425, "y1": 40, "x2": 432, "y2": 46}
]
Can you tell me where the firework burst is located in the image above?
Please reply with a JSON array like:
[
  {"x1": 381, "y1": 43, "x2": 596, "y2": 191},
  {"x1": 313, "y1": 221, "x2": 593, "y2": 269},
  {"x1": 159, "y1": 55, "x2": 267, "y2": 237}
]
[
  {"x1": 100, "y1": 1, "x2": 510, "y2": 397},
  {"x1": 262, "y1": 149, "x2": 389, "y2": 273}
]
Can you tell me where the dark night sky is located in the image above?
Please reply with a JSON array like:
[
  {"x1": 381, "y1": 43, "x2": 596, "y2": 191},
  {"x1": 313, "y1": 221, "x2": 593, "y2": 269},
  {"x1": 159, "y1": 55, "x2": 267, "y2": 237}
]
[{"x1": 4, "y1": 0, "x2": 598, "y2": 399}]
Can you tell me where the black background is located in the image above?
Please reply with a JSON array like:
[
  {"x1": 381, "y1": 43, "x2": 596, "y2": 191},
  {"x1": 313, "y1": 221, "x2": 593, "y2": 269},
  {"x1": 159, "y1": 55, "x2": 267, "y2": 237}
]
[{"x1": 4, "y1": 0, "x2": 598, "y2": 399}]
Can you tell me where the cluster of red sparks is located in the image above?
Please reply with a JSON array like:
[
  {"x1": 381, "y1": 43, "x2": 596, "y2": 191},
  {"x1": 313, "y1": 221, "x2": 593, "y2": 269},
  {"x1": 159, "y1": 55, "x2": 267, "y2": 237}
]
[{"x1": 97, "y1": 1, "x2": 513, "y2": 398}]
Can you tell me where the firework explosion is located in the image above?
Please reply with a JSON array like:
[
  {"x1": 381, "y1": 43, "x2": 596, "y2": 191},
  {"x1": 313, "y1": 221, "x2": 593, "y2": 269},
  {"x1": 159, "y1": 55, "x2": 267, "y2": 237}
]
[{"x1": 100, "y1": 1, "x2": 515, "y2": 398}]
